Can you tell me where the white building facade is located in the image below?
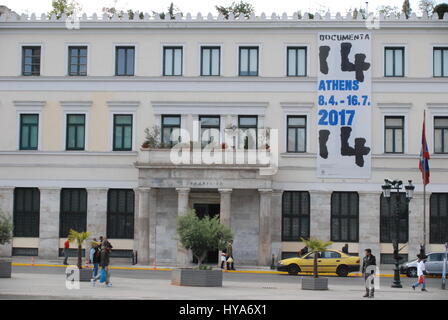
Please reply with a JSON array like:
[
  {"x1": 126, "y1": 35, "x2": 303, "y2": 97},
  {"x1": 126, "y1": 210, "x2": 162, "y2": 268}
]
[{"x1": 0, "y1": 12, "x2": 447, "y2": 266}]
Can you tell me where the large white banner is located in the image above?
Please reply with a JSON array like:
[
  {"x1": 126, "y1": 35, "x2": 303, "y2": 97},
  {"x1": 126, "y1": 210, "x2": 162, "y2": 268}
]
[{"x1": 317, "y1": 32, "x2": 372, "y2": 178}]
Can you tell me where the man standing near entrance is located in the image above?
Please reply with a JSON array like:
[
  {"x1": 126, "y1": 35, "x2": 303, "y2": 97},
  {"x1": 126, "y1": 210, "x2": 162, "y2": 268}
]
[
  {"x1": 362, "y1": 248, "x2": 376, "y2": 298},
  {"x1": 226, "y1": 240, "x2": 236, "y2": 271}
]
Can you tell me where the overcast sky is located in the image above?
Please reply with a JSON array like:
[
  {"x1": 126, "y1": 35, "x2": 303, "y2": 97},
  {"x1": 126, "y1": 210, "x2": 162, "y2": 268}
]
[{"x1": 1, "y1": 0, "x2": 443, "y2": 16}]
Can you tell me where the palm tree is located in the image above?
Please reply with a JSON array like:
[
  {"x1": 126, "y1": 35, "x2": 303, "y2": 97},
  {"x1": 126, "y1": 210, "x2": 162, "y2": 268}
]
[
  {"x1": 68, "y1": 229, "x2": 91, "y2": 269},
  {"x1": 301, "y1": 237, "x2": 333, "y2": 278}
]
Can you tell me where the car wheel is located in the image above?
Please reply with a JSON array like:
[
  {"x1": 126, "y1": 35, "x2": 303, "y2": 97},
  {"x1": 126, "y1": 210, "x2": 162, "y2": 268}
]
[
  {"x1": 407, "y1": 267, "x2": 417, "y2": 278},
  {"x1": 336, "y1": 265, "x2": 349, "y2": 277},
  {"x1": 287, "y1": 264, "x2": 300, "y2": 275}
]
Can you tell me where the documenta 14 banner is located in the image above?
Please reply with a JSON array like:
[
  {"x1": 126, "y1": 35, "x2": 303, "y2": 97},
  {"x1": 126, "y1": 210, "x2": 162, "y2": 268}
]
[{"x1": 317, "y1": 32, "x2": 372, "y2": 178}]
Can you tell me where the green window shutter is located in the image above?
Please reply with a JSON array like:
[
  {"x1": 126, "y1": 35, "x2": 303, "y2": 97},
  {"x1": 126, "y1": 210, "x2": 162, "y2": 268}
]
[
  {"x1": 113, "y1": 115, "x2": 133, "y2": 151},
  {"x1": 20, "y1": 114, "x2": 39, "y2": 150}
]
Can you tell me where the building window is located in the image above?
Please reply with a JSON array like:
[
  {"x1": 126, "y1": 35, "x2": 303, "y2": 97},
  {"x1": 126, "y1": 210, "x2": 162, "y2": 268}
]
[
  {"x1": 163, "y1": 46, "x2": 183, "y2": 76},
  {"x1": 59, "y1": 189, "x2": 87, "y2": 237},
  {"x1": 199, "y1": 116, "x2": 220, "y2": 148},
  {"x1": 161, "y1": 115, "x2": 181, "y2": 147},
  {"x1": 201, "y1": 46, "x2": 220, "y2": 76},
  {"x1": 239, "y1": 47, "x2": 258, "y2": 76},
  {"x1": 287, "y1": 116, "x2": 306, "y2": 153},
  {"x1": 68, "y1": 46, "x2": 87, "y2": 76},
  {"x1": 282, "y1": 191, "x2": 310, "y2": 241},
  {"x1": 238, "y1": 115, "x2": 257, "y2": 149},
  {"x1": 433, "y1": 47, "x2": 448, "y2": 77},
  {"x1": 434, "y1": 116, "x2": 448, "y2": 154},
  {"x1": 331, "y1": 192, "x2": 359, "y2": 242},
  {"x1": 430, "y1": 193, "x2": 448, "y2": 244},
  {"x1": 13, "y1": 188, "x2": 40, "y2": 237},
  {"x1": 384, "y1": 116, "x2": 404, "y2": 153},
  {"x1": 113, "y1": 114, "x2": 133, "y2": 151},
  {"x1": 115, "y1": 46, "x2": 135, "y2": 76},
  {"x1": 107, "y1": 189, "x2": 135, "y2": 239},
  {"x1": 384, "y1": 47, "x2": 404, "y2": 77},
  {"x1": 380, "y1": 193, "x2": 409, "y2": 243},
  {"x1": 287, "y1": 47, "x2": 307, "y2": 77},
  {"x1": 19, "y1": 114, "x2": 39, "y2": 150},
  {"x1": 66, "y1": 114, "x2": 85, "y2": 150},
  {"x1": 22, "y1": 46, "x2": 41, "y2": 76}
]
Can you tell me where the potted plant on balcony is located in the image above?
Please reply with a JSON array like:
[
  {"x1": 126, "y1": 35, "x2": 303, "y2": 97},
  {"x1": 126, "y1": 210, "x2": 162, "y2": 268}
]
[
  {"x1": 172, "y1": 210, "x2": 233, "y2": 287},
  {"x1": 67, "y1": 229, "x2": 92, "y2": 281},
  {"x1": 300, "y1": 237, "x2": 333, "y2": 290},
  {"x1": 0, "y1": 210, "x2": 12, "y2": 278}
]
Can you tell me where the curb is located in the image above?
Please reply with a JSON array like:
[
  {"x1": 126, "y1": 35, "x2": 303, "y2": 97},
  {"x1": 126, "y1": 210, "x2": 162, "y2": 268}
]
[{"x1": 12, "y1": 262, "x2": 409, "y2": 278}]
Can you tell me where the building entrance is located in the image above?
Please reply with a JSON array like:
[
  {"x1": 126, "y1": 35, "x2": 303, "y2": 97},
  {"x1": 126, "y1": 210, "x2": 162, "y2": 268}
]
[{"x1": 192, "y1": 203, "x2": 220, "y2": 264}]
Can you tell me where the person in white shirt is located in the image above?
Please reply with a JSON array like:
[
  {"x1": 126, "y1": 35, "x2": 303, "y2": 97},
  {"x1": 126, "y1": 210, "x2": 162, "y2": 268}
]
[{"x1": 412, "y1": 254, "x2": 427, "y2": 292}]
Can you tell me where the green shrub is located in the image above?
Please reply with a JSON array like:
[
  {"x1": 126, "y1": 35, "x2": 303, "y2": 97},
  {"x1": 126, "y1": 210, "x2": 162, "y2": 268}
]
[
  {"x1": 0, "y1": 211, "x2": 12, "y2": 246},
  {"x1": 177, "y1": 209, "x2": 233, "y2": 267}
]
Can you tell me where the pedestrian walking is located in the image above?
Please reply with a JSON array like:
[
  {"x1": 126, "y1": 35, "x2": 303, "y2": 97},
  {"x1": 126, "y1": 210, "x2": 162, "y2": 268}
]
[
  {"x1": 362, "y1": 248, "x2": 376, "y2": 298},
  {"x1": 226, "y1": 240, "x2": 236, "y2": 271},
  {"x1": 89, "y1": 241, "x2": 101, "y2": 279},
  {"x1": 91, "y1": 238, "x2": 113, "y2": 287},
  {"x1": 220, "y1": 249, "x2": 227, "y2": 269},
  {"x1": 63, "y1": 238, "x2": 70, "y2": 265},
  {"x1": 342, "y1": 243, "x2": 349, "y2": 254},
  {"x1": 412, "y1": 254, "x2": 428, "y2": 292}
]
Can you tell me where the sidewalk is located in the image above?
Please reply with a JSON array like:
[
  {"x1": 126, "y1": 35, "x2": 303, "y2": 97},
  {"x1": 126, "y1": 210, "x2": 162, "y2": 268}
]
[
  {"x1": 1, "y1": 272, "x2": 446, "y2": 300},
  {"x1": 10, "y1": 256, "x2": 403, "y2": 278}
]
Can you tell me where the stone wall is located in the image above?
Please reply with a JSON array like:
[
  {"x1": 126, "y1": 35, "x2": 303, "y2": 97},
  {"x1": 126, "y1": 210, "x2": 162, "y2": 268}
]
[
  {"x1": 231, "y1": 189, "x2": 260, "y2": 265},
  {"x1": 154, "y1": 189, "x2": 178, "y2": 264}
]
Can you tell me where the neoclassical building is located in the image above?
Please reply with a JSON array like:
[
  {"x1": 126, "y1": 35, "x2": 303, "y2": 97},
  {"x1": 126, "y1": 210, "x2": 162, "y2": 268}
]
[{"x1": 0, "y1": 10, "x2": 447, "y2": 266}]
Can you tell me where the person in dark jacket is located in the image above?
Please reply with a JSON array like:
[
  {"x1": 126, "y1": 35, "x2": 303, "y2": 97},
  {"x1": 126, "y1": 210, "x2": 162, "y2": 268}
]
[
  {"x1": 342, "y1": 244, "x2": 349, "y2": 254},
  {"x1": 91, "y1": 238, "x2": 113, "y2": 287},
  {"x1": 362, "y1": 248, "x2": 376, "y2": 298}
]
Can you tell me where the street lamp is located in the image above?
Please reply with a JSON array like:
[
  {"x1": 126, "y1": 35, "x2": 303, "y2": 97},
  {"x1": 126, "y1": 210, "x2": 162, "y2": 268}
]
[{"x1": 381, "y1": 179, "x2": 414, "y2": 288}]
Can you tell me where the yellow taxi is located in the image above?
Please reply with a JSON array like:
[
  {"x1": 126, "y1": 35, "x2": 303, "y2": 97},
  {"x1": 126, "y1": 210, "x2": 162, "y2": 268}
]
[{"x1": 277, "y1": 250, "x2": 360, "y2": 277}]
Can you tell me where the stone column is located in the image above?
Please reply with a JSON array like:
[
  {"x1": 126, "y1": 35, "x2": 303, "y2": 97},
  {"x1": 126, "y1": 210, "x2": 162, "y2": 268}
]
[
  {"x1": 86, "y1": 188, "x2": 108, "y2": 240},
  {"x1": 358, "y1": 192, "x2": 380, "y2": 258},
  {"x1": 39, "y1": 188, "x2": 60, "y2": 259},
  {"x1": 148, "y1": 188, "x2": 158, "y2": 265},
  {"x1": 258, "y1": 189, "x2": 272, "y2": 266},
  {"x1": 309, "y1": 191, "x2": 331, "y2": 241},
  {"x1": 0, "y1": 187, "x2": 14, "y2": 257},
  {"x1": 271, "y1": 190, "x2": 283, "y2": 261},
  {"x1": 218, "y1": 189, "x2": 232, "y2": 227},
  {"x1": 176, "y1": 188, "x2": 190, "y2": 266},
  {"x1": 137, "y1": 188, "x2": 151, "y2": 265},
  {"x1": 408, "y1": 193, "x2": 426, "y2": 260}
]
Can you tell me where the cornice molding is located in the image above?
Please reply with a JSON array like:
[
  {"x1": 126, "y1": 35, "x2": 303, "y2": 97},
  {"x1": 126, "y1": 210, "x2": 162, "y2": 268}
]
[
  {"x1": 151, "y1": 101, "x2": 269, "y2": 115},
  {"x1": 13, "y1": 100, "x2": 46, "y2": 111}
]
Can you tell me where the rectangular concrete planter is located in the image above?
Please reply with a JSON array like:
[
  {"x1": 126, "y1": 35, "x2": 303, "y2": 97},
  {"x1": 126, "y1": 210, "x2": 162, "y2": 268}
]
[
  {"x1": 0, "y1": 259, "x2": 12, "y2": 278},
  {"x1": 301, "y1": 277, "x2": 329, "y2": 290},
  {"x1": 171, "y1": 268, "x2": 223, "y2": 287},
  {"x1": 79, "y1": 268, "x2": 93, "y2": 282}
]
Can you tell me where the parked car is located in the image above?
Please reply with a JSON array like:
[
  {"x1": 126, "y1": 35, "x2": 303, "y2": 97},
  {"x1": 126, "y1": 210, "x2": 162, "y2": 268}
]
[
  {"x1": 400, "y1": 252, "x2": 448, "y2": 277},
  {"x1": 277, "y1": 250, "x2": 360, "y2": 277}
]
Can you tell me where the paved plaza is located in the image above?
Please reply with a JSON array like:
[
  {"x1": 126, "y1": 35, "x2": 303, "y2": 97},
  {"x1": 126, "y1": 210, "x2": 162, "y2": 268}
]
[{"x1": 1, "y1": 264, "x2": 447, "y2": 300}]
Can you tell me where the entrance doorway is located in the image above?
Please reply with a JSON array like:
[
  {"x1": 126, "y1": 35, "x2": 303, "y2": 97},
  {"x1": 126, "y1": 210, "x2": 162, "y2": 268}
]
[{"x1": 192, "y1": 203, "x2": 220, "y2": 264}]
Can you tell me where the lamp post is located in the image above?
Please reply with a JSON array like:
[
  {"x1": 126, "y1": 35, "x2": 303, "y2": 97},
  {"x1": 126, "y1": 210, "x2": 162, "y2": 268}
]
[{"x1": 381, "y1": 179, "x2": 415, "y2": 288}]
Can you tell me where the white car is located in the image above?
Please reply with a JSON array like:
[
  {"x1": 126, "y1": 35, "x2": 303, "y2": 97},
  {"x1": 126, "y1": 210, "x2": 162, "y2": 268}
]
[{"x1": 400, "y1": 252, "x2": 448, "y2": 277}]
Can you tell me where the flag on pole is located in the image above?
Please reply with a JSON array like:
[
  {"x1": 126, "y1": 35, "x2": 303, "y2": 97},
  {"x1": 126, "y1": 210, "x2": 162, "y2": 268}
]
[{"x1": 419, "y1": 112, "x2": 430, "y2": 185}]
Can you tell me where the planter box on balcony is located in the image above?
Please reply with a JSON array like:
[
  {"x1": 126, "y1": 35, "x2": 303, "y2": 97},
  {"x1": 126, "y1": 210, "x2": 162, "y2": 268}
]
[
  {"x1": 171, "y1": 268, "x2": 223, "y2": 287},
  {"x1": 301, "y1": 277, "x2": 328, "y2": 290},
  {"x1": 0, "y1": 259, "x2": 12, "y2": 278}
]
